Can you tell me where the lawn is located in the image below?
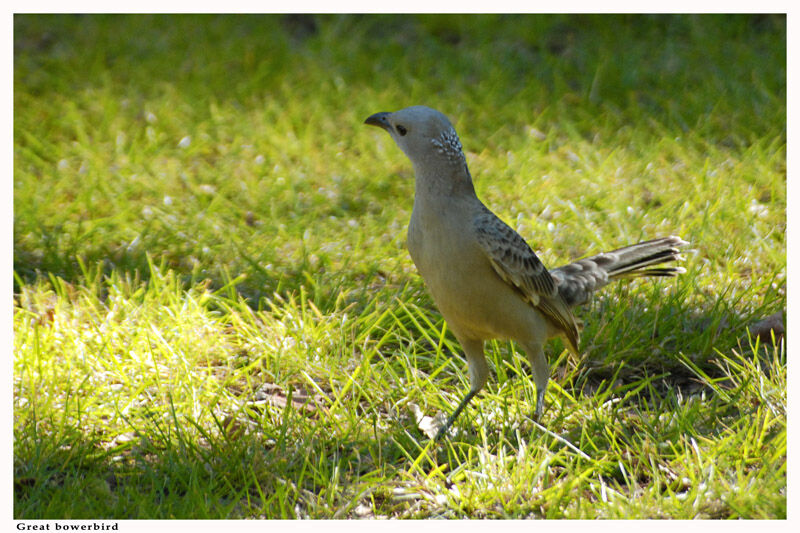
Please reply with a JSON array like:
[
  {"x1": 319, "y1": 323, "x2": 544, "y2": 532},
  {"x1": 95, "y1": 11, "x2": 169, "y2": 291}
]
[{"x1": 13, "y1": 14, "x2": 786, "y2": 519}]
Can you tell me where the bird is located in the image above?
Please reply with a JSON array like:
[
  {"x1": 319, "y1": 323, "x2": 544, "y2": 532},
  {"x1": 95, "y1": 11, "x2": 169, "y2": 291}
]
[{"x1": 365, "y1": 105, "x2": 687, "y2": 440}]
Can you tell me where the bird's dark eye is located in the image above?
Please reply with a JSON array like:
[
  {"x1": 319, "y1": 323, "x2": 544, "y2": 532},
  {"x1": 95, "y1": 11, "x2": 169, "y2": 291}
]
[{"x1": 396, "y1": 124, "x2": 408, "y2": 136}]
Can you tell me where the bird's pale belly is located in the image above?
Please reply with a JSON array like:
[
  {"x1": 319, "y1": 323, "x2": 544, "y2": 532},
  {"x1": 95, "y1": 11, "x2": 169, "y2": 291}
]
[{"x1": 409, "y1": 236, "x2": 545, "y2": 342}]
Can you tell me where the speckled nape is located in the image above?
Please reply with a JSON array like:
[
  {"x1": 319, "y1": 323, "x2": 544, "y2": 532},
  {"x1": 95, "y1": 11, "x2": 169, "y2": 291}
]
[{"x1": 430, "y1": 127, "x2": 465, "y2": 164}]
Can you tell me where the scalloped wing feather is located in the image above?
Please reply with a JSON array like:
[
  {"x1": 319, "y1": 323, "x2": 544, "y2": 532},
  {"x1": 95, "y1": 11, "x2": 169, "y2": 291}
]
[{"x1": 473, "y1": 208, "x2": 580, "y2": 352}]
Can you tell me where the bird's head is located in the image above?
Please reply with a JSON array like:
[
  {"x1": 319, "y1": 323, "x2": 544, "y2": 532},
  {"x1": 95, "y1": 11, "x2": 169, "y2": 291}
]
[{"x1": 365, "y1": 106, "x2": 466, "y2": 170}]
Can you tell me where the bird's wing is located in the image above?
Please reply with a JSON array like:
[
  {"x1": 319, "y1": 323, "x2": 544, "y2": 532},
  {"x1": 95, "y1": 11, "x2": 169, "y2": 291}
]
[{"x1": 473, "y1": 207, "x2": 580, "y2": 352}]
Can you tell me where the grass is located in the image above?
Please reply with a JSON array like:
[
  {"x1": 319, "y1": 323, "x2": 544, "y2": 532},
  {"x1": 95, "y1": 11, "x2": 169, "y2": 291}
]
[{"x1": 13, "y1": 14, "x2": 786, "y2": 519}]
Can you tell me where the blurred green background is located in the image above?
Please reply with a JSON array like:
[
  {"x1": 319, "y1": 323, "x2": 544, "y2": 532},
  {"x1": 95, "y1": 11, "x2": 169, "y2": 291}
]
[{"x1": 14, "y1": 14, "x2": 785, "y2": 303}]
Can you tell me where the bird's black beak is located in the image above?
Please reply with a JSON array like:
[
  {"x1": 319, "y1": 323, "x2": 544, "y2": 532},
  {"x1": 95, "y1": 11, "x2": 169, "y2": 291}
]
[{"x1": 364, "y1": 112, "x2": 392, "y2": 132}]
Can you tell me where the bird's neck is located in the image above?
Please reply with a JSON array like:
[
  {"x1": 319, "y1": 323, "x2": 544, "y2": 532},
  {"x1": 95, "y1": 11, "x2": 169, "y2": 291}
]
[{"x1": 412, "y1": 160, "x2": 477, "y2": 200}]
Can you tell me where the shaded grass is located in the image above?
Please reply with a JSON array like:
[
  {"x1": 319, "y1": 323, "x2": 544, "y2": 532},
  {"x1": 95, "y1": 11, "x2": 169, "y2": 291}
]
[{"x1": 14, "y1": 14, "x2": 785, "y2": 519}]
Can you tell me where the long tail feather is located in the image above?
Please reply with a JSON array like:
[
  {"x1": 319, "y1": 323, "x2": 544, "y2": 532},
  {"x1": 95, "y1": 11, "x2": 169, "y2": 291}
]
[{"x1": 551, "y1": 236, "x2": 689, "y2": 307}]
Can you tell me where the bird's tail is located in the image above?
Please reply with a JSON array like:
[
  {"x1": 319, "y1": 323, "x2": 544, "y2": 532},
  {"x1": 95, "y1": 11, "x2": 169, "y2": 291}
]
[
  {"x1": 551, "y1": 236, "x2": 689, "y2": 307},
  {"x1": 588, "y1": 236, "x2": 689, "y2": 279}
]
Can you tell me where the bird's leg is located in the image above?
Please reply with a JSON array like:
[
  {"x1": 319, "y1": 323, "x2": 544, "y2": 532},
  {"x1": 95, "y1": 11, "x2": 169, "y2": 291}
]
[
  {"x1": 435, "y1": 389, "x2": 477, "y2": 441},
  {"x1": 534, "y1": 387, "x2": 546, "y2": 421},
  {"x1": 435, "y1": 338, "x2": 487, "y2": 440},
  {"x1": 522, "y1": 341, "x2": 549, "y2": 421}
]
